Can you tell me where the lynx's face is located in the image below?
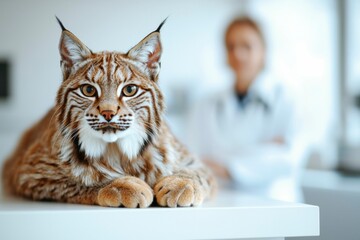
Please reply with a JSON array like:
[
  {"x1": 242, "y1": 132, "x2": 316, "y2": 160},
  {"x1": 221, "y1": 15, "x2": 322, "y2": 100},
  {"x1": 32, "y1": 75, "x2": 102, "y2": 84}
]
[
  {"x1": 56, "y1": 19, "x2": 165, "y2": 159},
  {"x1": 79, "y1": 61, "x2": 146, "y2": 141},
  {"x1": 59, "y1": 54, "x2": 163, "y2": 143}
]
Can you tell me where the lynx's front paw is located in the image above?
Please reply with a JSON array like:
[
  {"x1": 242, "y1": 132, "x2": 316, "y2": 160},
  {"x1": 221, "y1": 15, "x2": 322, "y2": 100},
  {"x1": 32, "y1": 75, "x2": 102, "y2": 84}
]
[
  {"x1": 154, "y1": 175, "x2": 205, "y2": 207},
  {"x1": 97, "y1": 176, "x2": 153, "y2": 208}
]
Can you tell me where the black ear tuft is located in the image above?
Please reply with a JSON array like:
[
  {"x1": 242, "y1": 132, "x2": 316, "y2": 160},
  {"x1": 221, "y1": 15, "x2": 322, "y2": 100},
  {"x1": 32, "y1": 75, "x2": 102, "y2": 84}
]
[
  {"x1": 155, "y1": 17, "x2": 168, "y2": 33},
  {"x1": 55, "y1": 16, "x2": 66, "y2": 31},
  {"x1": 57, "y1": 18, "x2": 92, "y2": 80},
  {"x1": 127, "y1": 19, "x2": 167, "y2": 81}
]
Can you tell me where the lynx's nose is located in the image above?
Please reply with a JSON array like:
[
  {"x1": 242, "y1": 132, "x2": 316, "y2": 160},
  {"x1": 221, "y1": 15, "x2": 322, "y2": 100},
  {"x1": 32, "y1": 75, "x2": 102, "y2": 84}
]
[
  {"x1": 101, "y1": 110, "x2": 116, "y2": 122},
  {"x1": 97, "y1": 103, "x2": 120, "y2": 122}
]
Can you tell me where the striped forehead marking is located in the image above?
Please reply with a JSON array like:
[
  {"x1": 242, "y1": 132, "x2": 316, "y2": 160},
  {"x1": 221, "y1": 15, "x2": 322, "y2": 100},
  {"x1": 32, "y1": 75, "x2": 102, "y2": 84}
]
[{"x1": 85, "y1": 53, "x2": 136, "y2": 84}]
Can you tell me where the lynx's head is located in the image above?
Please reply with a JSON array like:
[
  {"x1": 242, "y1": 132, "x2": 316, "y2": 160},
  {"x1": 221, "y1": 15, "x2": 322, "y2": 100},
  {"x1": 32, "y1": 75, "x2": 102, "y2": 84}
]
[{"x1": 55, "y1": 18, "x2": 166, "y2": 160}]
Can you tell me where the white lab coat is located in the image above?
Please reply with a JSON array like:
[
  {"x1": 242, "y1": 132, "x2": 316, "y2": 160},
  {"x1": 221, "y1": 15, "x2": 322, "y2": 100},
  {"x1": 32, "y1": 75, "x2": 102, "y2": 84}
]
[{"x1": 189, "y1": 73, "x2": 306, "y2": 202}]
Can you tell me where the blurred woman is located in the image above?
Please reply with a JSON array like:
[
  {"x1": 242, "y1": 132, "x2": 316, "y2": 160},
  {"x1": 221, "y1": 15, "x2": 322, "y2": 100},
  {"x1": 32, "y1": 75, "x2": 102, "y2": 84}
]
[{"x1": 189, "y1": 17, "x2": 305, "y2": 202}]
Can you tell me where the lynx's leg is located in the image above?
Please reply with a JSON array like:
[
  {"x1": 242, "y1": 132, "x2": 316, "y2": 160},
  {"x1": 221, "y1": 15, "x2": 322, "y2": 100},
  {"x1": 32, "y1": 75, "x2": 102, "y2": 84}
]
[
  {"x1": 97, "y1": 176, "x2": 154, "y2": 208},
  {"x1": 5, "y1": 157, "x2": 101, "y2": 205},
  {"x1": 4, "y1": 147, "x2": 153, "y2": 208},
  {"x1": 154, "y1": 165, "x2": 216, "y2": 208},
  {"x1": 9, "y1": 162, "x2": 154, "y2": 208},
  {"x1": 12, "y1": 169, "x2": 154, "y2": 208}
]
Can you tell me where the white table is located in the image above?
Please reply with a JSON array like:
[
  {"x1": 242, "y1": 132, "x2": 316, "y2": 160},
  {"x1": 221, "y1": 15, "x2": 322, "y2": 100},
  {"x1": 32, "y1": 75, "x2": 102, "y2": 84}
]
[{"x1": 0, "y1": 189, "x2": 319, "y2": 240}]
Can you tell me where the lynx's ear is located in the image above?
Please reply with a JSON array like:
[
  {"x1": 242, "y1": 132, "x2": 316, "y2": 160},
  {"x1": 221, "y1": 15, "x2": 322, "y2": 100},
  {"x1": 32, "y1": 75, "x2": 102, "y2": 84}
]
[
  {"x1": 127, "y1": 18, "x2": 167, "y2": 81},
  {"x1": 56, "y1": 17, "x2": 92, "y2": 80}
]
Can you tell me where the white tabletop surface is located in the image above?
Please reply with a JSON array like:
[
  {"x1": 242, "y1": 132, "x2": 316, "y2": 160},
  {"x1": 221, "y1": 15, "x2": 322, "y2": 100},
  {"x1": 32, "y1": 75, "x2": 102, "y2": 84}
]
[{"x1": 0, "y1": 189, "x2": 319, "y2": 240}]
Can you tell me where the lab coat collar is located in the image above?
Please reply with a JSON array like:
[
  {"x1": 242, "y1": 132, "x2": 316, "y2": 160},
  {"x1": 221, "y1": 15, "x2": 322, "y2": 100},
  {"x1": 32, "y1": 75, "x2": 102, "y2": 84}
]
[{"x1": 244, "y1": 71, "x2": 279, "y2": 108}]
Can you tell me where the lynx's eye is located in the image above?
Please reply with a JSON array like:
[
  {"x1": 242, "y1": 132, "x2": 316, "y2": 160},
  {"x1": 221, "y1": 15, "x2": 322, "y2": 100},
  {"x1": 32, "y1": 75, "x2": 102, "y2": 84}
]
[
  {"x1": 122, "y1": 85, "x2": 138, "y2": 97},
  {"x1": 81, "y1": 84, "x2": 97, "y2": 97}
]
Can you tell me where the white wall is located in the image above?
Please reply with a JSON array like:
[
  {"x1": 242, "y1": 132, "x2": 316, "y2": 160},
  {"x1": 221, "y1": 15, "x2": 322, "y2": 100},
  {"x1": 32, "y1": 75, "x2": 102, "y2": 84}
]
[
  {"x1": 346, "y1": 0, "x2": 360, "y2": 146},
  {"x1": 245, "y1": 0, "x2": 340, "y2": 168}
]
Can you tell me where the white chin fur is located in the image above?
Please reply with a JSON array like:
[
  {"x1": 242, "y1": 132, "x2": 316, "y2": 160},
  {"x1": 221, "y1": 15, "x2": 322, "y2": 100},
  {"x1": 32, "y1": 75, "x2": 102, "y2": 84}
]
[
  {"x1": 102, "y1": 133, "x2": 119, "y2": 142},
  {"x1": 79, "y1": 119, "x2": 146, "y2": 159}
]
